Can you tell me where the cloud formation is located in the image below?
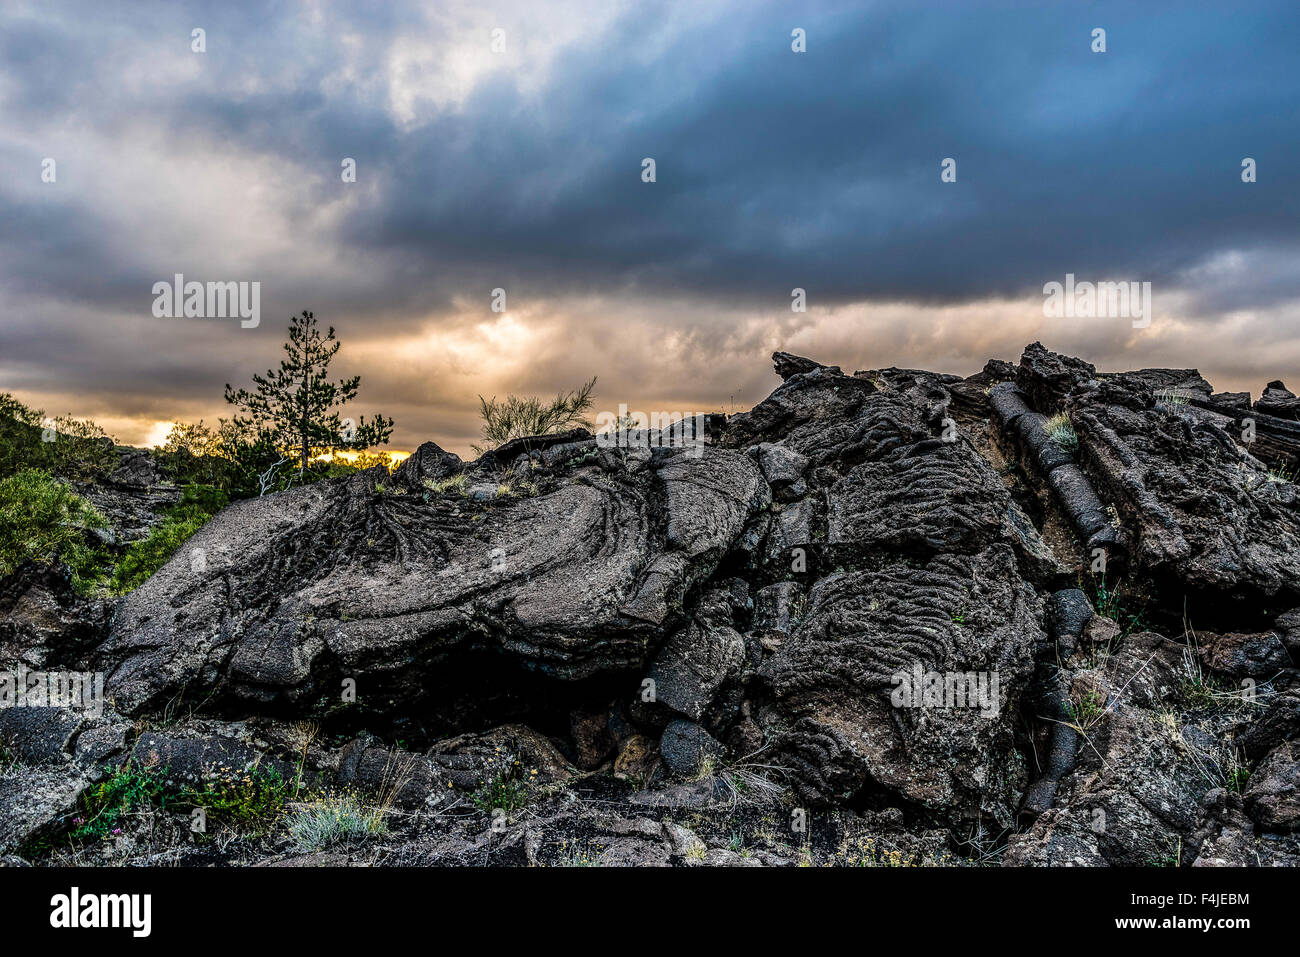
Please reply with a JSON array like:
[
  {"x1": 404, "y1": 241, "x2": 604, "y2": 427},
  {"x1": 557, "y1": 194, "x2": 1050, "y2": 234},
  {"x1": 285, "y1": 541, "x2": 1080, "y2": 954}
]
[{"x1": 2, "y1": 0, "x2": 1298, "y2": 455}]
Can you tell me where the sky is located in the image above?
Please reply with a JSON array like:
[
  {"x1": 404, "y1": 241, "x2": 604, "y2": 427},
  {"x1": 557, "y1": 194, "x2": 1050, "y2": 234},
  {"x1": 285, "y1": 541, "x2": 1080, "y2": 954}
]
[{"x1": 2, "y1": 0, "x2": 1299, "y2": 457}]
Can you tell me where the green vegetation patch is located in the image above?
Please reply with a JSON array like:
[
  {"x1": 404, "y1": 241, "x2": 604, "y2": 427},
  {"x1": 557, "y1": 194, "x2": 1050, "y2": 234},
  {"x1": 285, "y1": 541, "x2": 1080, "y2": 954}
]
[
  {"x1": 285, "y1": 792, "x2": 389, "y2": 851},
  {"x1": 109, "y1": 484, "x2": 228, "y2": 594},
  {"x1": 71, "y1": 761, "x2": 296, "y2": 842},
  {"x1": 0, "y1": 468, "x2": 109, "y2": 592},
  {"x1": 1042, "y1": 412, "x2": 1078, "y2": 452}
]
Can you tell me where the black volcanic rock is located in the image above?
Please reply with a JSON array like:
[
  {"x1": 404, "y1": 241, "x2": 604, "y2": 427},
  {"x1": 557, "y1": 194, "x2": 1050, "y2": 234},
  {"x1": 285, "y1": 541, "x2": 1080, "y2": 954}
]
[
  {"x1": 1072, "y1": 367, "x2": 1300, "y2": 604},
  {"x1": 97, "y1": 447, "x2": 767, "y2": 715},
  {"x1": 0, "y1": 563, "x2": 111, "y2": 669},
  {"x1": 772, "y1": 351, "x2": 837, "y2": 380},
  {"x1": 758, "y1": 545, "x2": 1041, "y2": 823},
  {"x1": 6, "y1": 344, "x2": 1300, "y2": 867},
  {"x1": 1017, "y1": 341, "x2": 1097, "y2": 410},
  {"x1": 392, "y1": 440, "x2": 462, "y2": 486},
  {"x1": 1257, "y1": 381, "x2": 1300, "y2": 419}
]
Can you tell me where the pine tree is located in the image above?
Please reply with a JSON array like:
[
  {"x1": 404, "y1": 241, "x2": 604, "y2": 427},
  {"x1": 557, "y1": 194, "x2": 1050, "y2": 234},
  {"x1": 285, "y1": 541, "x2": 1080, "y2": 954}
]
[{"x1": 224, "y1": 310, "x2": 394, "y2": 474}]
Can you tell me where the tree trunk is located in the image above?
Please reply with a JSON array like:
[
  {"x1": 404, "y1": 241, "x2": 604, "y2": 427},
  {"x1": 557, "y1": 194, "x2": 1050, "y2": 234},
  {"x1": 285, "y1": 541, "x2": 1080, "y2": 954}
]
[{"x1": 300, "y1": 369, "x2": 310, "y2": 473}]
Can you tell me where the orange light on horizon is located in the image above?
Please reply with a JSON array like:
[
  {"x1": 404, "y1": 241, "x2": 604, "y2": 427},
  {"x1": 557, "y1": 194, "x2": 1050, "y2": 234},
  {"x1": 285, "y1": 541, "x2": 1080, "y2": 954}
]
[{"x1": 309, "y1": 448, "x2": 412, "y2": 467}]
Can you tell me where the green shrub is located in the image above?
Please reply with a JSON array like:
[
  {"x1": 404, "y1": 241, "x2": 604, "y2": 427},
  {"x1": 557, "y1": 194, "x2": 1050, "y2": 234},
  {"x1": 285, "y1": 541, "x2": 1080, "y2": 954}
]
[
  {"x1": 286, "y1": 793, "x2": 388, "y2": 851},
  {"x1": 0, "y1": 395, "x2": 118, "y2": 480},
  {"x1": 0, "y1": 468, "x2": 108, "y2": 590},
  {"x1": 472, "y1": 766, "x2": 530, "y2": 814},
  {"x1": 0, "y1": 393, "x2": 41, "y2": 427},
  {"x1": 72, "y1": 761, "x2": 295, "y2": 841},
  {"x1": 422, "y1": 473, "x2": 468, "y2": 496},
  {"x1": 1043, "y1": 413, "x2": 1078, "y2": 452},
  {"x1": 155, "y1": 420, "x2": 234, "y2": 487},
  {"x1": 41, "y1": 415, "x2": 119, "y2": 479},
  {"x1": 0, "y1": 394, "x2": 44, "y2": 477},
  {"x1": 157, "y1": 417, "x2": 402, "y2": 500},
  {"x1": 72, "y1": 765, "x2": 175, "y2": 840},
  {"x1": 183, "y1": 763, "x2": 295, "y2": 830},
  {"x1": 109, "y1": 484, "x2": 228, "y2": 594},
  {"x1": 1267, "y1": 464, "x2": 1295, "y2": 485},
  {"x1": 474, "y1": 377, "x2": 596, "y2": 455},
  {"x1": 1092, "y1": 577, "x2": 1147, "y2": 636}
]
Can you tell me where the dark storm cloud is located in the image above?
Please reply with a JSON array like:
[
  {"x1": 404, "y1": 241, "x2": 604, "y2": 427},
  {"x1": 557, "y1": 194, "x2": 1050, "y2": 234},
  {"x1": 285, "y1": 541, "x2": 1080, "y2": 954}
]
[
  {"x1": 341, "y1": 0, "x2": 1300, "y2": 309},
  {"x1": 7, "y1": 1, "x2": 1300, "y2": 311}
]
